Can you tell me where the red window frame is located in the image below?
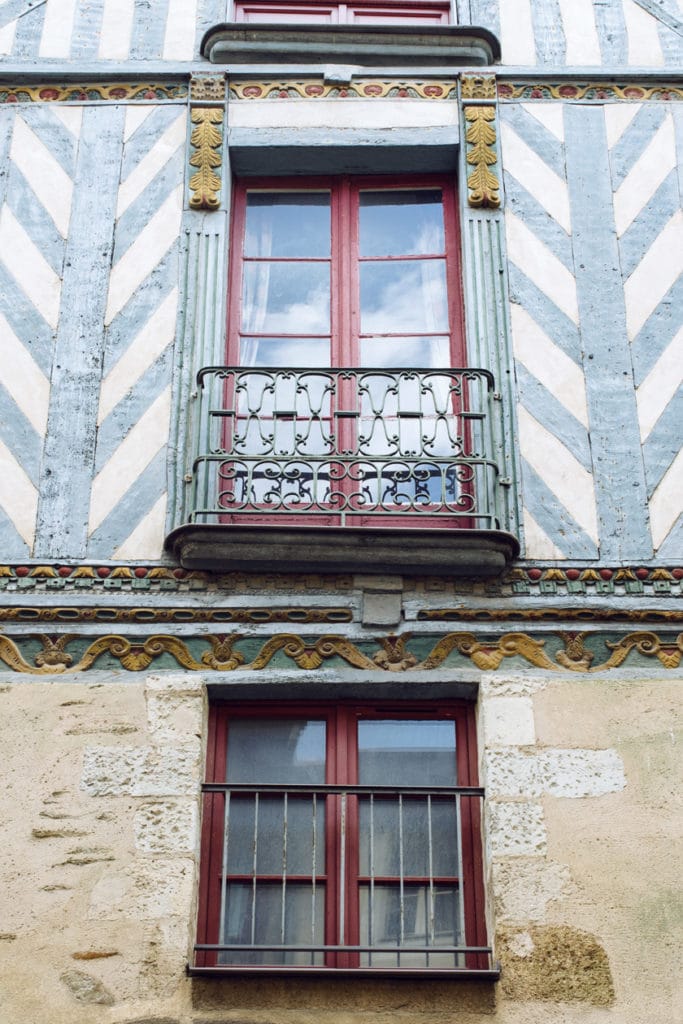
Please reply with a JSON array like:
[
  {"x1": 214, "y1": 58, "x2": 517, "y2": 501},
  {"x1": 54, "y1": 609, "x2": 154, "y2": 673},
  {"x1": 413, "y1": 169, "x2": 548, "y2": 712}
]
[
  {"x1": 227, "y1": 174, "x2": 465, "y2": 370},
  {"x1": 234, "y1": 0, "x2": 451, "y2": 25},
  {"x1": 196, "y1": 701, "x2": 487, "y2": 973},
  {"x1": 220, "y1": 176, "x2": 474, "y2": 530}
]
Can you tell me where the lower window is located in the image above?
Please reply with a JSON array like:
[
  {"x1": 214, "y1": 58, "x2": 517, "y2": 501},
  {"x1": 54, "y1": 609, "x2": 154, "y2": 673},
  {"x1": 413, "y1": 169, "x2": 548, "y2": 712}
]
[{"x1": 195, "y1": 702, "x2": 490, "y2": 973}]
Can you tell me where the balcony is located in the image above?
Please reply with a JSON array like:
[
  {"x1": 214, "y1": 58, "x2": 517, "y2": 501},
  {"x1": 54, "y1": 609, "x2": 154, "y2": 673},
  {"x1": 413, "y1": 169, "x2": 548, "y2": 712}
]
[
  {"x1": 193, "y1": 781, "x2": 496, "y2": 977},
  {"x1": 166, "y1": 367, "x2": 519, "y2": 576}
]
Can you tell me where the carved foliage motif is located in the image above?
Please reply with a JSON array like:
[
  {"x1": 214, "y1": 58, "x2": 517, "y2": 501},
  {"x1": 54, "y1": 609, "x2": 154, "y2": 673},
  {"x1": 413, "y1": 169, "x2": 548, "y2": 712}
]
[
  {"x1": 0, "y1": 82, "x2": 186, "y2": 103},
  {"x1": 230, "y1": 79, "x2": 458, "y2": 100},
  {"x1": 497, "y1": 81, "x2": 683, "y2": 102},
  {"x1": 461, "y1": 75, "x2": 497, "y2": 100},
  {"x1": 0, "y1": 631, "x2": 681, "y2": 676},
  {"x1": 189, "y1": 108, "x2": 223, "y2": 210},
  {"x1": 464, "y1": 105, "x2": 500, "y2": 209}
]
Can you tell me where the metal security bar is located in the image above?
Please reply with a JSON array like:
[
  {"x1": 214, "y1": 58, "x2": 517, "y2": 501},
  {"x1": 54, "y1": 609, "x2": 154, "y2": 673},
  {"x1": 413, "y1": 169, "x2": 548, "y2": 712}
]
[
  {"x1": 196, "y1": 782, "x2": 491, "y2": 972},
  {"x1": 186, "y1": 367, "x2": 505, "y2": 528}
]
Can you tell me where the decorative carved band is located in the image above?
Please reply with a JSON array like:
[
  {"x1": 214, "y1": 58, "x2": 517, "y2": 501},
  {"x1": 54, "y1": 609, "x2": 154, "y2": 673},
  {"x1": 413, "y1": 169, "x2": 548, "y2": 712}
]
[
  {"x1": 0, "y1": 605, "x2": 676, "y2": 626},
  {"x1": 419, "y1": 608, "x2": 683, "y2": 623},
  {"x1": 229, "y1": 80, "x2": 458, "y2": 100},
  {"x1": 0, "y1": 83, "x2": 186, "y2": 104},
  {"x1": 0, "y1": 606, "x2": 352, "y2": 624},
  {"x1": 0, "y1": 630, "x2": 680, "y2": 675},
  {"x1": 498, "y1": 81, "x2": 683, "y2": 102},
  {"x1": 0, "y1": 564, "x2": 681, "y2": 596}
]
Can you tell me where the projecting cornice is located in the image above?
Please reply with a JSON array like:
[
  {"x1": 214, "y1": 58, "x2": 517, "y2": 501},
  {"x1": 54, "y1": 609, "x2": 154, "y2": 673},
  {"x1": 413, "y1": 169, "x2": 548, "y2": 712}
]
[{"x1": 200, "y1": 23, "x2": 501, "y2": 68}]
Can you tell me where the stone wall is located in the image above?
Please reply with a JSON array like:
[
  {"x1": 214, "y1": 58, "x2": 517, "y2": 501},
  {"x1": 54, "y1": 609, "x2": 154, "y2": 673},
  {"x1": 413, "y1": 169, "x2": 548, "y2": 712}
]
[{"x1": 1, "y1": 668, "x2": 679, "y2": 1024}]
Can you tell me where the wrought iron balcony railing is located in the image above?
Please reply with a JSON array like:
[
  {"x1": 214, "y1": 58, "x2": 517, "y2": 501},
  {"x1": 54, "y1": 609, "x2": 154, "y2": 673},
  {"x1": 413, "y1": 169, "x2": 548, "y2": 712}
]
[
  {"x1": 194, "y1": 782, "x2": 495, "y2": 975},
  {"x1": 186, "y1": 367, "x2": 506, "y2": 529}
]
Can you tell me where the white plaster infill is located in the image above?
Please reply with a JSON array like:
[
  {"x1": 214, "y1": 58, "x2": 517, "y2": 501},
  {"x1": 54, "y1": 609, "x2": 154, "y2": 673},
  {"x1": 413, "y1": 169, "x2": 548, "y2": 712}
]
[{"x1": 229, "y1": 97, "x2": 458, "y2": 131}]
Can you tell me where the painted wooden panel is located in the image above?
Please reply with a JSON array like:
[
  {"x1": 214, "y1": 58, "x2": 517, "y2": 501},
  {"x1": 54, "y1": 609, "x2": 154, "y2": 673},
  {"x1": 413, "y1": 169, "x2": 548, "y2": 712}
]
[
  {"x1": 1, "y1": 0, "x2": 681, "y2": 67},
  {"x1": 605, "y1": 102, "x2": 683, "y2": 557},
  {"x1": 502, "y1": 95, "x2": 682, "y2": 562},
  {"x1": 501, "y1": 103, "x2": 599, "y2": 561},
  {"x1": 0, "y1": 105, "x2": 77, "y2": 558},
  {"x1": 87, "y1": 104, "x2": 185, "y2": 560},
  {"x1": 0, "y1": 102, "x2": 186, "y2": 561}
]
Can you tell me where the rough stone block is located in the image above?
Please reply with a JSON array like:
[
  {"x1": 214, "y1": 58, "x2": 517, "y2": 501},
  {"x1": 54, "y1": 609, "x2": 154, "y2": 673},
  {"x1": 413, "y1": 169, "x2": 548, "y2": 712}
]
[
  {"x1": 145, "y1": 674, "x2": 205, "y2": 745},
  {"x1": 484, "y1": 749, "x2": 538, "y2": 797},
  {"x1": 361, "y1": 590, "x2": 402, "y2": 627},
  {"x1": 89, "y1": 859, "x2": 194, "y2": 921},
  {"x1": 483, "y1": 748, "x2": 625, "y2": 799},
  {"x1": 81, "y1": 746, "x2": 200, "y2": 797},
  {"x1": 60, "y1": 968, "x2": 114, "y2": 1005},
  {"x1": 145, "y1": 674, "x2": 205, "y2": 695},
  {"x1": 488, "y1": 801, "x2": 547, "y2": 857},
  {"x1": 540, "y1": 748, "x2": 626, "y2": 798},
  {"x1": 497, "y1": 925, "x2": 614, "y2": 1005},
  {"x1": 482, "y1": 696, "x2": 535, "y2": 746},
  {"x1": 480, "y1": 673, "x2": 549, "y2": 698},
  {"x1": 134, "y1": 800, "x2": 199, "y2": 854},
  {"x1": 492, "y1": 858, "x2": 573, "y2": 922}
]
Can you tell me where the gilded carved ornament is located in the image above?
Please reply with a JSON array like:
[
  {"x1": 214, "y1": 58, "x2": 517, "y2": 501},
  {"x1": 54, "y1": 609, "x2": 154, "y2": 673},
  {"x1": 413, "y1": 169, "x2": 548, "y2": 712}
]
[
  {"x1": 229, "y1": 79, "x2": 457, "y2": 100},
  {"x1": 461, "y1": 75, "x2": 497, "y2": 100},
  {"x1": 188, "y1": 108, "x2": 223, "y2": 210},
  {"x1": 461, "y1": 75, "x2": 500, "y2": 210},
  {"x1": 188, "y1": 74, "x2": 226, "y2": 212},
  {"x1": 1, "y1": 630, "x2": 681, "y2": 676}
]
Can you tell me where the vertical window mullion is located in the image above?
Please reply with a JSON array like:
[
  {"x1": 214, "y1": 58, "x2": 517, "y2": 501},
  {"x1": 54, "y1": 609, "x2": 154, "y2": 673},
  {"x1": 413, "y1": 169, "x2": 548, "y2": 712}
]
[
  {"x1": 251, "y1": 793, "x2": 259, "y2": 948},
  {"x1": 455, "y1": 791, "x2": 465, "y2": 967},
  {"x1": 398, "y1": 792, "x2": 404, "y2": 967},
  {"x1": 281, "y1": 791, "x2": 288, "y2": 952},
  {"x1": 311, "y1": 792, "x2": 318, "y2": 965},
  {"x1": 219, "y1": 790, "x2": 231, "y2": 952},
  {"x1": 369, "y1": 793, "x2": 375, "y2": 966},
  {"x1": 427, "y1": 793, "x2": 434, "y2": 968}
]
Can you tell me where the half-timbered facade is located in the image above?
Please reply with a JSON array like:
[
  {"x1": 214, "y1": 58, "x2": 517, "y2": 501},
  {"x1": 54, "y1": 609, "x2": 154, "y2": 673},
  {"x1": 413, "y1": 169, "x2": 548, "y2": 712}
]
[{"x1": 0, "y1": 2, "x2": 680, "y2": 1021}]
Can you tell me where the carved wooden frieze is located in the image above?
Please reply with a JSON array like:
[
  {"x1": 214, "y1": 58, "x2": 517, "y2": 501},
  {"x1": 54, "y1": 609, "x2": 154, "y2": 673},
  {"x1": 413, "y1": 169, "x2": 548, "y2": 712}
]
[
  {"x1": 461, "y1": 74, "x2": 500, "y2": 209},
  {"x1": 188, "y1": 74, "x2": 226, "y2": 211}
]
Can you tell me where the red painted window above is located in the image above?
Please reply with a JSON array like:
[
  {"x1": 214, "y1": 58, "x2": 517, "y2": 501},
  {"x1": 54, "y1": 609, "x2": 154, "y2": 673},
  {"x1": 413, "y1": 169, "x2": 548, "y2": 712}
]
[
  {"x1": 195, "y1": 702, "x2": 490, "y2": 972},
  {"x1": 235, "y1": 0, "x2": 451, "y2": 24}
]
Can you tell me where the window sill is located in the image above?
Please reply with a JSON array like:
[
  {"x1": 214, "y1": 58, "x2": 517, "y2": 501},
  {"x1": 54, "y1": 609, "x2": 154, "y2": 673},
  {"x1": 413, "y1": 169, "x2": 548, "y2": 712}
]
[
  {"x1": 201, "y1": 23, "x2": 500, "y2": 67},
  {"x1": 165, "y1": 523, "x2": 519, "y2": 577},
  {"x1": 188, "y1": 964, "x2": 500, "y2": 979}
]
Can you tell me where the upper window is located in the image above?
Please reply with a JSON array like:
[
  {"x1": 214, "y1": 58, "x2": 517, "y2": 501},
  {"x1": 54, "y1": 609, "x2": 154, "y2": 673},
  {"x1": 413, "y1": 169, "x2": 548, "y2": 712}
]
[
  {"x1": 195, "y1": 702, "x2": 490, "y2": 973},
  {"x1": 166, "y1": 171, "x2": 518, "y2": 574},
  {"x1": 228, "y1": 175, "x2": 464, "y2": 370},
  {"x1": 235, "y1": 0, "x2": 451, "y2": 24}
]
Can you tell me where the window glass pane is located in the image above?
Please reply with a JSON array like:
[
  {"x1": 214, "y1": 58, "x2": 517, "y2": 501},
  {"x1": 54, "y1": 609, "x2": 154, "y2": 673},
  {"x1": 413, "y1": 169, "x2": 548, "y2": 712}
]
[
  {"x1": 226, "y1": 794, "x2": 325, "y2": 875},
  {"x1": 245, "y1": 192, "x2": 330, "y2": 257},
  {"x1": 359, "y1": 795, "x2": 459, "y2": 876},
  {"x1": 359, "y1": 883, "x2": 461, "y2": 967},
  {"x1": 222, "y1": 881, "x2": 325, "y2": 965},
  {"x1": 358, "y1": 719, "x2": 456, "y2": 786},
  {"x1": 359, "y1": 335, "x2": 450, "y2": 368},
  {"x1": 359, "y1": 190, "x2": 444, "y2": 256},
  {"x1": 242, "y1": 262, "x2": 330, "y2": 334},
  {"x1": 240, "y1": 337, "x2": 331, "y2": 367},
  {"x1": 227, "y1": 718, "x2": 326, "y2": 783},
  {"x1": 351, "y1": 8, "x2": 447, "y2": 23},
  {"x1": 360, "y1": 260, "x2": 448, "y2": 334}
]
